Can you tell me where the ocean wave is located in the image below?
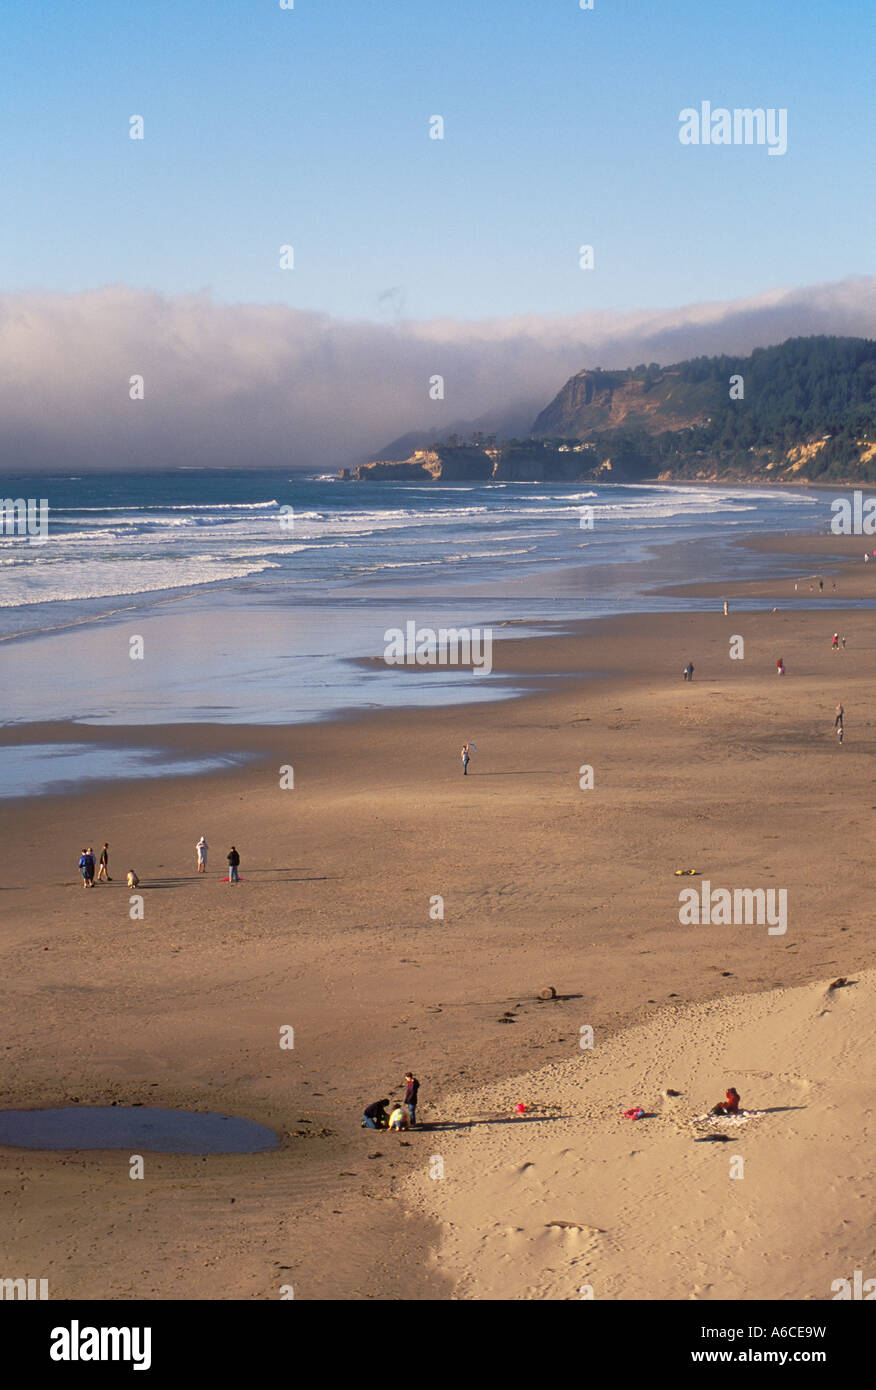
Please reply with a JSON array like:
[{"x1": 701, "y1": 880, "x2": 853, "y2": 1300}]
[
  {"x1": 0, "y1": 556, "x2": 281, "y2": 607},
  {"x1": 54, "y1": 500, "x2": 282, "y2": 512}
]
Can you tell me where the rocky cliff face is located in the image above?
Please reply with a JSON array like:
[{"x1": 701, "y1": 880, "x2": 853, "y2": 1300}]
[
  {"x1": 348, "y1": 443, "x2": 602, "y2": 484},
  {"x1": 352, "y1": 447, "x2": 493, "y2": 482},
  {"x1": 532, "y1": 368, "x2": 712, "y2": 439}
]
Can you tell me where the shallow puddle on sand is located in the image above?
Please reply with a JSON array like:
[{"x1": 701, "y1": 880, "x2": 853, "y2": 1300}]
[{"x1": 0, "y1": 1106, "x2": 280, "y2": 1154}]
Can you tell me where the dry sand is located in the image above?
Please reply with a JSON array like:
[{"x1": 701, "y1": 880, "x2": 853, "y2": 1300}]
[
  {"x1": 1, "y1": 534, "x2": 874, "y2": 1299},
  {"x1": 403, "y1": 972, "x2": 875, "y2": 1301}
]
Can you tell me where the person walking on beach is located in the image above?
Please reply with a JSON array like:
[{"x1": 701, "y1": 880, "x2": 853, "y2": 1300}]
[
  {"x1": 461, "y1": 743, "x2": 471, "y2": 775},
  {"x1": 683, "y1": 661, "x2": 694, "y2": 681},
  {"x1": 819, "y1": 579, "x2": 824, "y2": 592},
  {"x1": 776, "y1": 657, "x2": 785, "y2": 677},
  {"x1": 837, "y1": 723, "x2": 845, "y2": 744},
  {"x1": 403, "y1": 1071, "x2": 420, "y2": 1127},
  {"x1": 196, "y1": 836, "x2": 209, "y2": 874},
  {"x1": 835, "y1": 702, "x2": 844, "y2": 729},
  {"x1": 841, "y1": 635, "x2": 846, "y2": 649},
  {"x1": 95, "y1": 842, "x2": 111, "y2": 882},
  {"x1": 227, "y1": 846, "x2": 240, "y2": 883},
  {"x1": 832, "y1": 632, "x2": 839, "y2": 651}
]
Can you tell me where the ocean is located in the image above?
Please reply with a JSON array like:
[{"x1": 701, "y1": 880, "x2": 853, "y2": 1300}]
[{"x1": 0, "y1": 469, "x2": 837, "y2": 792}]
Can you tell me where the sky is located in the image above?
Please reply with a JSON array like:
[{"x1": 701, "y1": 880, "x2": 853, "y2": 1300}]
[
  {"x1": 0, "y1": 1, "x2": 873, "y2": 470},
  {"x1": 1, "y1": 0, "x2": 873, "y2": 322}
]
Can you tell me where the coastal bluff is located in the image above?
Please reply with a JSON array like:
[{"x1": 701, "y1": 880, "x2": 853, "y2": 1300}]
[
  {"x1": 341, "y1": 443, "x2": 608, "y2": 484},
  {"x1": 342, "y1": 337, "x2": 876, "y2": 485}
]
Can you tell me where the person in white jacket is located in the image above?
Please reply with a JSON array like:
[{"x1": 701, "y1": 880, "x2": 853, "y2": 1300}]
[{"x1": 196, "y1": 836, "x2": 209, "y2": 874}]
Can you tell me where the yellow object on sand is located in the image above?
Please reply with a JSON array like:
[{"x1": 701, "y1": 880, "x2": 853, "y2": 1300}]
[{"x1": 674, "y1": 868, "x2": 699, "y2": 876}]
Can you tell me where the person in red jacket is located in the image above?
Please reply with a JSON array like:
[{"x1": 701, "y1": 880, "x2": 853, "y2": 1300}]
[{"x1": 711, "y1": 1086, "x2": 740, "y2": 1116}]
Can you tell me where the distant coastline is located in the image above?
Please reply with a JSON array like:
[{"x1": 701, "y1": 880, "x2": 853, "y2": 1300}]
[{"x1": 346, "y1": 335, "x2": 876, "y2": 488}]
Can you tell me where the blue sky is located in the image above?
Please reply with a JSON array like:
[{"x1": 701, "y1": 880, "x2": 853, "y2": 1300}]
[{"x1": 1, "y1": 0, "x2": 873, "y2": 322}]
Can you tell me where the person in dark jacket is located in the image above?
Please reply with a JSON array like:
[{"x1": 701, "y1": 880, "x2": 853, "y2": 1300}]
[
  {"x1": 403, "y1": 1072, "x2": 420, "y2": 1127},
  {"x1": 362, "y1": 1099, "x2": 390, "y2": 1129},
  {"x1": 227, "y1": 846, "x2": 240, "y2": 883}
]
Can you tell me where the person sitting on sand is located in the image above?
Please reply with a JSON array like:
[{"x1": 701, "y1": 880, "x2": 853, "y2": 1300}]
[
  {"x1": 126, "y1": 869, "x2": 140, "y2": 889},
  {"x1": 361, "y1": 1099, "x2": 390, "y2": 1130},
  {"x1": 710, "y1": 1086, "x2": 741, "y2": 1116},
  {"x1": 387, "y1": 1103, "x2": 410, "y2": 1131}
]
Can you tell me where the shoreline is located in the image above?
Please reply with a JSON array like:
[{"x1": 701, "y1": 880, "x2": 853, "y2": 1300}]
[
  {"x1": 2, "y1": 528, "x2": 875, "y2": 1297},
  {"x1": 4, "y1": 528, "x2": 875, "y2": 804}
]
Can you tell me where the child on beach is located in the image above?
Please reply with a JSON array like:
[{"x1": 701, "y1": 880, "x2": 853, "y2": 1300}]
[
  {"x1": 776, "y1": 657, "x2": 785, "y2": 676},
  {"x1": 78, "y1": 848, "x2": 94, "y2": 888},
  {"x1": 837, "y1": 724, "x2": 844, "y2": 744},
  {"x1": 196, "y1": 836, "x2": 209, "y2": 873},
  {"x1": 683, "y1": 662, "x2": 694, "y2": 681},
  {"x1": 387, "y1": 1103, "x2": 410, "y2": 1131},
  {"x1": 710, "y1": 1087, "x2": 741, "y2": 1116},
  {"x1": 126, "y1": 870, "x2": 140, "y2": 888}
]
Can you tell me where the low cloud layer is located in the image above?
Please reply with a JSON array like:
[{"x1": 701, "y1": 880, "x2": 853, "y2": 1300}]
[{"x1": 1, "y1": 277, "x2": 873, "y2": 473}]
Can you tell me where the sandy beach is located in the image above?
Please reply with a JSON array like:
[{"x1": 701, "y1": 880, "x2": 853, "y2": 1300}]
[{"x1": 2, "y1": 533, "x2": 875, "y2": 1300}]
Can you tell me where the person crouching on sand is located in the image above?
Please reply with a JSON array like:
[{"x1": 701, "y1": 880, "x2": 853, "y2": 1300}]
[
  {"x1": 196, "y1": 836, "x2": 208, "y2": 873},
  {"x1": 126, "y1": 869, "x2": 140, "y2": 889},
  {"x1": 361, "y1": 1099, "x2": 390, "y2": 1130},
  {"x1": 387, "y1": 1102, "x2": 410, "y2": 1131},
  {"x1": 710, "y1": 1086, "x2": 740, "y2": 1116}
]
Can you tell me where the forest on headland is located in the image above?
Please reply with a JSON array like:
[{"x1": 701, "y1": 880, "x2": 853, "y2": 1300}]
[{"x1": 347, "y1": 337, "x2": 876, "y2": 485}]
